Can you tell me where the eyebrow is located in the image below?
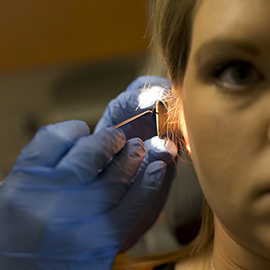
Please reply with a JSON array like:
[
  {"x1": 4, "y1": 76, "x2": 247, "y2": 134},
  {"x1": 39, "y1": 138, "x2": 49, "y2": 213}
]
[{"x1": 194, "y1": 39, "x2": 261, "y2": 63}]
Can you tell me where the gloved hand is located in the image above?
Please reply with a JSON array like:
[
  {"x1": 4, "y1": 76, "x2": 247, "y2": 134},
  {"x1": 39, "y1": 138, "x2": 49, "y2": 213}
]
[
  {"x1": 0, "y1": 120, "x2": 176, "y2": 270},
  {"x1": 95, "y1": 76, "x2": 177, "y2": 253},
  {"x1": 94, "y1": 75, "x2": 172, "y2": 141}
]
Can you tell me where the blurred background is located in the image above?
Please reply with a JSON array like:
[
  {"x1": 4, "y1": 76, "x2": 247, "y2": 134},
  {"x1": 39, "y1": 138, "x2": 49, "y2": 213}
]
[
  {"x1": 0, "y1": 0, "x2": 151, "y2": 176},
  {"x1": 0, "y1": 0, "x2": 203, "y2": 257}
]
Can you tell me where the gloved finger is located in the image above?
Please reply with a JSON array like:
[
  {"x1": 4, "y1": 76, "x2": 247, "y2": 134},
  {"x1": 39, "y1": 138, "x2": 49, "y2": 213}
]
[
  {"x1": 117, "y1": 111, "x2": 157, "y2": 141},
  {"x1": 107, "y1": 160, "x2": 167, "y2": 242},
  {"x1": 119, "y1": 161, "x2": 175, "y2": 252},
  {"x1": 39, "y1": 138, "x2": 144, "y2": 217},
  {"x1": 117, "y1": 137, "x2": 177, "y2": 252},
  {"x1": 94, "y1": 90, "x2": 157, "y2": 141},
  {"x1": 13, "y1": 120, "x2": 90, "y2": 169},
  {"x1": 7, "y1": 139, "x2": 145, "y2": 225},
  {"x1": 57, "y1": 127, "x2": 127, "y2": 184},
  {"x1": 136, "y1": 136, "x2": 177, "y2": 176},
  {"x1": 94, "y1": 90, "x2": 142, "y2": 132},
  {"x1": 94, "y1": 76, "x2": 171, "y2": 141},
  {"x1": 95, "y1": 76, "x2": 168, "y2": 131},
  {"x1": 48, "y1": 138, "x2": 145, "y2": 217},
  {"x1": 91, "y1": 138, "x2": 145, "y2": 210}
]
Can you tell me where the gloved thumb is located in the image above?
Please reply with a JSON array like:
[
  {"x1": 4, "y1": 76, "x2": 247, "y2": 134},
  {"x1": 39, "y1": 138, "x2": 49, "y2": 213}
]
[
  {"x1": 13, "y1": 120, "x2": 90, "y2": 169},
  {"x1": 136, "y1": 136, "x2": 177, "y2": 175},
  {"x1": 57, "y1": 128, "x2": 127, "y2": 184}
]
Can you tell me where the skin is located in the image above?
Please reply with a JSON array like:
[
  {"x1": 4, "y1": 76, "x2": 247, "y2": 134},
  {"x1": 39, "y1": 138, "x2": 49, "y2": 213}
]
[{"x1": 176, "y1": 0, "x2": 270, "y2": 269}]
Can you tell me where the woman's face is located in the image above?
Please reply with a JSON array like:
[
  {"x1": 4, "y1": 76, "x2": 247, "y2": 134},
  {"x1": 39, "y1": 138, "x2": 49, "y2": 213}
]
[{"x1": 183, "y1": 0, "x2": 270, "y2": 259}]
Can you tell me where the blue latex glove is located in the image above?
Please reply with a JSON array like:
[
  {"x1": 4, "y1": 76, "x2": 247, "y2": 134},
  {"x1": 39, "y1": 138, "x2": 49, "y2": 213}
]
[
  {"x1": 94, "y1": 75, "x2": 172, "y2": 141},
  {"x1": 0, "y1": 120, "x2": 176, "y2": 270},
  {"x1": 94, "y1": 76, "x2": 177, "y2": 252}
]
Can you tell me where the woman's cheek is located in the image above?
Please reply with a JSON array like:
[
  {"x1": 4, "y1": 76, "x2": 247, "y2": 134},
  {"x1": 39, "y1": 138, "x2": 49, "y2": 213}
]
[{"x1": 183, "y1": 87, "x2": 244, "y2": 192}]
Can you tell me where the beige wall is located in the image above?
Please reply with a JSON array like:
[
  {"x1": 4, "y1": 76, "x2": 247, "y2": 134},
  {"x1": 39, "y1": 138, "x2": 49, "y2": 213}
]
[{"x1": 0, "y1": 0, "x2": 149, "y2": 72}]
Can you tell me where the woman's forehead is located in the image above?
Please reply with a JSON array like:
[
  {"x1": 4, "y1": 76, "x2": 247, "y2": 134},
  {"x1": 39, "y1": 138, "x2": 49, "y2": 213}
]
[{"x1": 190, "y1": 0, "x2": 270, "y2": 57}]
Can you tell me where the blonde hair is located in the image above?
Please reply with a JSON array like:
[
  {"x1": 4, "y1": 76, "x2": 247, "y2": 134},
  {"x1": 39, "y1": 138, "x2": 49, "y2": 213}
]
[{"x1": 114, "y1": 0, "x2": 214, "y2": 269}]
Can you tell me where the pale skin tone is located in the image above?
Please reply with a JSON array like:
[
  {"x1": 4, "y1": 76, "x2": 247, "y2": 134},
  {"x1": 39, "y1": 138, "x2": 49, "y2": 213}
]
[{"x1": 175, "y1": 0, "x2": 270, "y2": 269}]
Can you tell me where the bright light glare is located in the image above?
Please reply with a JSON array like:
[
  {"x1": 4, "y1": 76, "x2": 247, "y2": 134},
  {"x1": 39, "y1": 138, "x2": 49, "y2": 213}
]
[
  {"x1": 186, "y1": 144, "x2": 191, "y2": 152},
  {"x1": 138, "y1": 86, "x2": 164, "y2": 109},
  {"x1": 150, "y1": 136, "x2": 177, "y2": 156}
]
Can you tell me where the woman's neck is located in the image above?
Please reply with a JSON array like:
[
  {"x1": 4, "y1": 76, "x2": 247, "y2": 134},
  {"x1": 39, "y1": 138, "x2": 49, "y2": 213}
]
[
  {"x1": 176, "y1": 217, "x2": 270, "y2": 270},
  {"x1": 212, "y1": 217, "x2": 270, "y2": 270}
]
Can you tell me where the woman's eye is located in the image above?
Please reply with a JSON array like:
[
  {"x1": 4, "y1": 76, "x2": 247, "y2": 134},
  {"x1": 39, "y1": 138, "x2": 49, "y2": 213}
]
[{"x1": 212, "y1": 62, "x2": 263, "y2": 91}]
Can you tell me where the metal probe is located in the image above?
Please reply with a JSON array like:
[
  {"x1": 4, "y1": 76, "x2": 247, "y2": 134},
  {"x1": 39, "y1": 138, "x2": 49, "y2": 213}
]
[{"x1": 113, "y1": 101, "x2": 168, "y2": 139}]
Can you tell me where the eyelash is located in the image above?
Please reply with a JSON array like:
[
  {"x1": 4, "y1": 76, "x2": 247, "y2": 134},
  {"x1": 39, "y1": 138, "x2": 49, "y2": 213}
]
[{"x1": 210, "y1": 61, "x2": 264, "y2": 91}]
